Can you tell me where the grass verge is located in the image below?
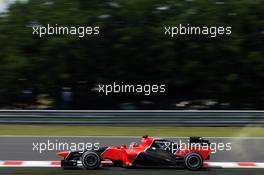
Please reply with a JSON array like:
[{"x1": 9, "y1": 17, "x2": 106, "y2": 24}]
[{"x1": 0, "y1": 125, "x2": 264, "y2": 137}]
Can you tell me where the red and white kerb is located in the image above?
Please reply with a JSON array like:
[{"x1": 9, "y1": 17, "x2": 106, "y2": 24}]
[{"x1": 0, "y1": 161, "x2": 264, "y2": 168}]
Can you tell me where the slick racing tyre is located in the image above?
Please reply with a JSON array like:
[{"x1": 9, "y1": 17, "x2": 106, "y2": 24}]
[
  {"x1": 81, "y1": 151, "x2": 101, "y2": 170},
  {"x1": 184, "y1": 152, "x2": 203, "y2": 170}
]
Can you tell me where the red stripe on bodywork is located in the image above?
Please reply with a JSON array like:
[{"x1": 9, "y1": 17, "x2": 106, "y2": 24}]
[
  {"x1": 3, "y1": 161, "x2": 23, "y2": 165},
  {"x1": 51, "y1": 161, "x2": 61, "y2": 165},
  {"x1": 238, "y1": 162, "x2": 256, "y2": 167}
]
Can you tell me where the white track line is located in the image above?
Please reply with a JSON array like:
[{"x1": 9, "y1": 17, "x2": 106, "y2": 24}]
[
  {"x1": 0, "y1": 161, "x2": 264, "y2": 168},
  {"x1": 0, "y1": 161, "x2": 60, "y2": 167},
  {"x1": 0, "y1": 161, "x2": 112, "y2": 168}
]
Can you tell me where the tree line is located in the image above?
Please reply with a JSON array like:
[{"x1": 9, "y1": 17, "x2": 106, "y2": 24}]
[{"x1": 0, "y1": 0, "x2": 263, "y2": 109}]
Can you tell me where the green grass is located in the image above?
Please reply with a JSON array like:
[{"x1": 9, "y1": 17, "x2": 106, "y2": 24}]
[{"x1": 0, "y1": 125, "x2": 264, "y2": 137}]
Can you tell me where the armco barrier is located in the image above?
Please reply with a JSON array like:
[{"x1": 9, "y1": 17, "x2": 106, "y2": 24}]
[{"x1": 0, "y1": 110, "x2": 264, "y2": 126}]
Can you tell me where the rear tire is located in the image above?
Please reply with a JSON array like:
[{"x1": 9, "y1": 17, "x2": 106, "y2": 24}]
[
  {"x1": 184, "y1": 152, "x2": 203, "y2": 170},
  {"x1": 81, "y1": 151, "x2": 101, "y2": 170}
]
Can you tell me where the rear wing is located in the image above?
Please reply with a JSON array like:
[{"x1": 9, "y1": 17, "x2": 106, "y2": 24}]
[
  {"x1": 189, "y1": 137, "x2": 210, "y2": 146},
  {"x1": 189, "y1": 137, "x2": 211, "y2": 160}
]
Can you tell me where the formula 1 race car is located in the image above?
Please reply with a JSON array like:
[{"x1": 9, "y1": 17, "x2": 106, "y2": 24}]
[{"x1": 57, "y1": 135, "x2": 210, "y2": 170}]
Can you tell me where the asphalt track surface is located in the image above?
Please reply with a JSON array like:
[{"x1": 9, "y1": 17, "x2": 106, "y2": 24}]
[
  {"x1": 1, "y1": 168, "x2": 264, "y2": 175},
  {"x1": 0, "y1": 136, "x2": 264, "y2": 162},
  {"x1": 1, "y1": 136, "x2": 264, "y2": 175}
]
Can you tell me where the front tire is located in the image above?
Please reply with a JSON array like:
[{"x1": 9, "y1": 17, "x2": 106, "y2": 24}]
[
  {"x1": 81, "y1": 151, "x2": 101, "y2": 170},
  {"x1": 184, "y1": 152, "x2": 203, "y2": 170}
]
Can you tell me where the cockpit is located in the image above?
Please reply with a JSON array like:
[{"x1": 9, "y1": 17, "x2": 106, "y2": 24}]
[
  {"x1": 129, "y1": 142, "x2": 140, "y2": 148},
  {"x1": 151, "y1": 139, "x2": 179, "y2": 153}
]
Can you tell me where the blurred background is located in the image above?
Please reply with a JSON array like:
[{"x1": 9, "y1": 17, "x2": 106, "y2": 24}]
[{"x1": 0, "y1": 0, "x2": 263, "y2": 110}]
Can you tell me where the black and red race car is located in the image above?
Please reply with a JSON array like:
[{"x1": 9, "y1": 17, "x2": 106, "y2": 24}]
[{"x1": 57, "y1": 135, "x2": 210, "y2": 170}]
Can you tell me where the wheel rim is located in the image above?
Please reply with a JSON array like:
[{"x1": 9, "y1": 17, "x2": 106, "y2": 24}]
[
  {"x1": 84, "y1": 155, "x2": 98, "y2": 167},
  {"x1": 188, "y1": 156, "x2": 200, "y2": 168}
]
